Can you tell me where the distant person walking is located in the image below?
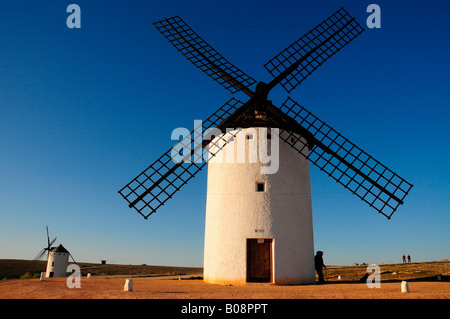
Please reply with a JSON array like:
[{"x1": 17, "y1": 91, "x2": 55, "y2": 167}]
[
  {"x1": 407, "y1": 254, "x2": 411, "y2": 263},
  {"x1": 314, "y1": 251, "x2": 326, "y2": 284},
  {"x1": 402, "y1": 254, "x2": 406, "y2": 263}
]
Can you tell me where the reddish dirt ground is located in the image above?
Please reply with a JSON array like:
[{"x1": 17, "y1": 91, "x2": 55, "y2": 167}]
[{"x1": 0, "y1": 276, "x2": 448, "y2": 299}]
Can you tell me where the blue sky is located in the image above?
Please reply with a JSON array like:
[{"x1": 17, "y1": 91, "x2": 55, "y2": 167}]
[{"x1": 0, "y1": 0, "x2": 448, "y2": 267}]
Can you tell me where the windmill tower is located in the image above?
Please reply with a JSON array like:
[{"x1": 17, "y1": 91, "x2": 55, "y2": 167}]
[
  {"x1": 45, "y1": 244, "x2": 70, "y2": 278},
  {"x1": 203, "y1": 128, "x2": 315, "y2": 284},
  {"x1": 34, "y1": 226, "x2": 77, "y2": 278},
  {"x1": 119, "y1": 8, "x2": 413, "y2": 285}
]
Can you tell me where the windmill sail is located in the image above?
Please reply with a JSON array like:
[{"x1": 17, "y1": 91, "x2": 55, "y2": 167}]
[
  {"x1": 120, "y1": 9, "x2": 412, "y2": 220},
  {"x1": 33, "y1": 226, "x2": 57, "y2": 260},
  {"x1": 264, "y1": 7, "x2": 364, "y2": 93},
  {"x1": 33, "y1": 248, "x2": 47, "y2": 261},
  {"x1": 118, "y1": 98, "x2": 244, "y2": 219},
  {"x1": 154, "y1": 15, "x2": 256, "y2": 97},
  {"x1": 278, "y1": 97, "x2": 413, "y2": 219}
]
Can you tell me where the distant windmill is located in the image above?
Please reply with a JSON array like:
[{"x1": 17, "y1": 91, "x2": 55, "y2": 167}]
[
  {"x1": 119, "y1": 8, "x2": 413, "y2": 285},
  {"x1": 33, "y1": 226, "x2": 77, "y2": 278}
]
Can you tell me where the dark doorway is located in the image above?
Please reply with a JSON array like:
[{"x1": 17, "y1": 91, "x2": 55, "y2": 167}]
[{"x1": 247, "y1": 239, "x2": 272, "y2": 282}]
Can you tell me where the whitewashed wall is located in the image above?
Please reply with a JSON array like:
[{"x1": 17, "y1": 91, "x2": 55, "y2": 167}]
[{"x1": 203, "y1": 128, "x2": 315, "y2": 285}]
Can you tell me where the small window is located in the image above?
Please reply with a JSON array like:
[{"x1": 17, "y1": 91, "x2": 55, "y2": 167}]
[
  {"x1": 246, "y1": 134, "x2": 253, "y2": 140},
  {"x1": 256, "y1": 182, "x2": 265, "y2": 192},
  {"x1": 267, "y1": 132, "x2": 272, "y2": 140}
]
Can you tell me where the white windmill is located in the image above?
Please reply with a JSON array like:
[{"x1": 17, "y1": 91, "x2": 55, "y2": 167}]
[
  {"x1": 34, "y1": 226, "x2": 76, "y2": 278},
  {"x1": 119, "y1": 9, "x2": 413, "y2": 285}
]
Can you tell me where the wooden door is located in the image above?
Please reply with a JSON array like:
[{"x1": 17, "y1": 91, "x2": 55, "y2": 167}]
[{"x1": 247, "y1": 239, "x2": 272, "y2": 282}]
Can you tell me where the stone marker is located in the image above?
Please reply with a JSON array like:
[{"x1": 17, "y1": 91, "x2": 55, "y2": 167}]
[
  {"x1": 124, "y1": 279, "x2": 133, "y2": 291},
  {"x1": 401, "y1": 281, "x2": 409, "y2": 293}
]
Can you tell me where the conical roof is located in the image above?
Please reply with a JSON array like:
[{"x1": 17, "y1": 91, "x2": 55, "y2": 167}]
[
  {"x1": 51, "y1": 244, "x2": 69, "y2": 254},
  {"x1": 217, "y1": 96, "x2": 315, "y2": 147}
]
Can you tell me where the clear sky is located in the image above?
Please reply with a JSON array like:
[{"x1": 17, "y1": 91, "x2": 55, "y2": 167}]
[{"x1": 0, "y1": 0, "x2": 448, "y2": 267}]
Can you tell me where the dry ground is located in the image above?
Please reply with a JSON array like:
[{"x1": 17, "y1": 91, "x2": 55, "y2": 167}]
[
  {"x1": 0, "y1": 276, "x2": 448, "y2": 299},
  {"x1": 1, "y1": 259, "x2": 448, "y2": 299},
  {"x1": 0, "y1": 277, "x2": 450, "y2": 299}
]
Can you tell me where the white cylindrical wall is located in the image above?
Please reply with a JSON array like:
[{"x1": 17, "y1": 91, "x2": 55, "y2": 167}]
[
  {"x1": 203, "y1": 128, "x2": 315, "y2": 285},
  {"x1": 46, "y1": 251, "x2": 69, "y2": 278}
]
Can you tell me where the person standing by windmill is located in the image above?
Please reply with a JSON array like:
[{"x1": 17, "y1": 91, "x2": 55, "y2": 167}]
[{"x1": 314, "y1": 251, "x2": 326, "y2": 284}]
